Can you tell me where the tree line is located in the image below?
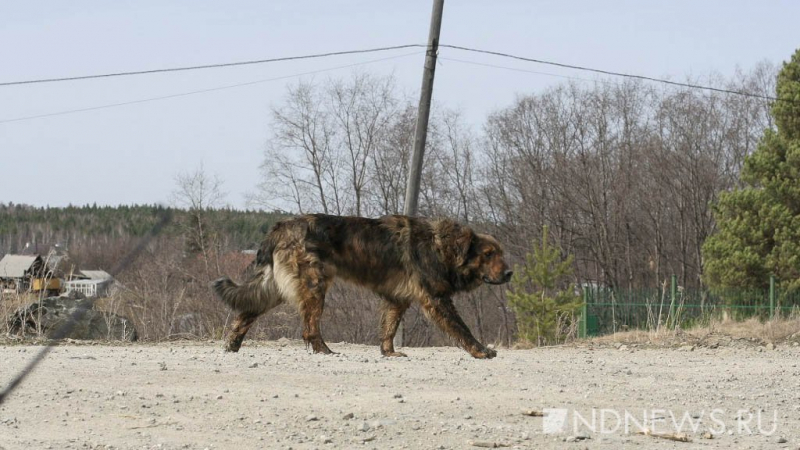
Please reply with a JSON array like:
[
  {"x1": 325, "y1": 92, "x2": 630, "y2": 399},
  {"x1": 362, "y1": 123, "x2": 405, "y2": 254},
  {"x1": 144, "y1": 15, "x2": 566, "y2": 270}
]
[{"x1": 0, "y1": 202, "x2": 284, "y2": 268}]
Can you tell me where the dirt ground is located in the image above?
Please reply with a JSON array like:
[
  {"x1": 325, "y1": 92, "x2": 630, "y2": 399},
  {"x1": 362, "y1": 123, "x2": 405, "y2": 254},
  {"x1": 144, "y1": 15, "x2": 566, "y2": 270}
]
[{"x1": 1, "y1": 339, "x2": 799, "y2": 450}]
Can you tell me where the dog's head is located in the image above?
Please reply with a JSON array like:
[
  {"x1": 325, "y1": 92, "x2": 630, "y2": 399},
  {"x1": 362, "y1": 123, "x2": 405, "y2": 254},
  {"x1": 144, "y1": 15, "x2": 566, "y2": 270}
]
[
  {"x1": 470, "y1": 233, "x2": 512, "y2": 285},
  {"x1": 453, "y1": 229, "x2": 511, "y2": 286},
  {"x1": 433, "y1": 219, "x2": 512, "y2": 290}
]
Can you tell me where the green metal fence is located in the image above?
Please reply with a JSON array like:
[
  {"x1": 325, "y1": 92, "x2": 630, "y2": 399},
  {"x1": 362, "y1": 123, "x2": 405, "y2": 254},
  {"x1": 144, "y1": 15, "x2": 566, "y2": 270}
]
[{"x1": 578, "y1": 275, "x2": 800, "y2": 337}]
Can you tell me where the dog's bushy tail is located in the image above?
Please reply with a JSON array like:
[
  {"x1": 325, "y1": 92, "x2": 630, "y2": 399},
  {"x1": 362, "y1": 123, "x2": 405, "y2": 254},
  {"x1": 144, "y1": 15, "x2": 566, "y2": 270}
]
[{"x1": 212, "y1": 268, "x2": 283, "y2": 315}]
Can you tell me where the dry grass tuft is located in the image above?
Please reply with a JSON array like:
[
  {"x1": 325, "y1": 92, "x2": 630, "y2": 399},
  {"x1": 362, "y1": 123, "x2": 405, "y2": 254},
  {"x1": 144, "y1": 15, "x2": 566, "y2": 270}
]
[
  {"x1": 588, "y1": 314, "x2": 800, "y2": 347},
  {"x1": 690, "y1": 316, "x2": 800, "y2": 343}
]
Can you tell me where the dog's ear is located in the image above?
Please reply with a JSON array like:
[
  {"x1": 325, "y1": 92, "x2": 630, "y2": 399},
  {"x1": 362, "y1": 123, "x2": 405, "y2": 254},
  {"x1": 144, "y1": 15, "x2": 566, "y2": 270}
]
[
  {"x1": 453, "y1": 225, "x2": 474, "y2": 267},
  {"x1": 433, "y1": 220, "x2": 474, "y2": 267}
]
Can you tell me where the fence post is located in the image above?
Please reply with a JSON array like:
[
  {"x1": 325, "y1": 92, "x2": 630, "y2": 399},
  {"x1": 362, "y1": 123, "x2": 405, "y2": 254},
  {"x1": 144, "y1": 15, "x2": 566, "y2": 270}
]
[
  {"x1": 669, "y1": 275, "x2": 677, "y2": 329},
  {"x1": 769, "y1": 274, "x2": 776, "y2": 320},
  {"x1": 580, "y1": 287, "x2": 588, "y2": 338}
]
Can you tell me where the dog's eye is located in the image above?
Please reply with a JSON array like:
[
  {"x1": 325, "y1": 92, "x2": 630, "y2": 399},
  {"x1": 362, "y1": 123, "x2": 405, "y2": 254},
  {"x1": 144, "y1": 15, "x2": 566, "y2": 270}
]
[{"x1": 484, "y1": 250, "x2": 494, "y2": 258}]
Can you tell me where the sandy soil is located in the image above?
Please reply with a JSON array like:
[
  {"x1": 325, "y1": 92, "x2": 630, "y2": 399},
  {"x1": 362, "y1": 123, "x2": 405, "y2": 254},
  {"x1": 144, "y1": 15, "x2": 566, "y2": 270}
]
[{"x1": 1, "y1": 339, "x2": 798, "y2": 449}]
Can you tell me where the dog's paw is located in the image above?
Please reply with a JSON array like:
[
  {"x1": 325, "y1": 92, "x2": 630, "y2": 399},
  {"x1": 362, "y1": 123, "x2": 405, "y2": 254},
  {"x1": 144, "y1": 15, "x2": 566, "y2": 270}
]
[
  {"x1": 310, "y1": 339, "x2": 337, "y2": 355},
  {"x1": 382, "y1": 351, "x2": 408, "y2": 357},
  {"x1": 225, "y1": 342, "x2": 241, "y2": 353},
  {"x1": 471, "y1": 346, "x2": 497, "y2": 359}
]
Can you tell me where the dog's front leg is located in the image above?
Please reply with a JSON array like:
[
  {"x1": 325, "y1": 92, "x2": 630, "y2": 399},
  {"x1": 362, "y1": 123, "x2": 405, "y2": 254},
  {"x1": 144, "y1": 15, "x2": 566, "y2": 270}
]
[{"x1": 421, "y1": 295, "x2": 496, "y2": 359}]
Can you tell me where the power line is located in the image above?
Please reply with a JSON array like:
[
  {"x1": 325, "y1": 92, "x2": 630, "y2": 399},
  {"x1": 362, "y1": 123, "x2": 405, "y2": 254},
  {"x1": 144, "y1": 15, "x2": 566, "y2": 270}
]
[
  {"x1": 439, "y1": 44, "x2": 782, "y2": 103},
  {"x1": 0, "y1": 41, "x2": 785, "y2": 106},
  {"x1": 440, "y1": 56, "x2": 747, "y2": 105},
  {"x1": 439, "y1": 56, "x2": 617, "y2": 85},
  {"x1": 0, "y1": 44, "x2": 426, "y2": 87},
  {"x1": 0, "y1": 52, "x2": 422, "y2": 124}
]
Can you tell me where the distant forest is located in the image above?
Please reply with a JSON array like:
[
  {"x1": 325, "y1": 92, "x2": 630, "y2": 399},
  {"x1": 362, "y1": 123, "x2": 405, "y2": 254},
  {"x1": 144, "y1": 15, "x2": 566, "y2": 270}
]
[{"x1": 0, "y1": 202, "x2": 286, "y2": 262}]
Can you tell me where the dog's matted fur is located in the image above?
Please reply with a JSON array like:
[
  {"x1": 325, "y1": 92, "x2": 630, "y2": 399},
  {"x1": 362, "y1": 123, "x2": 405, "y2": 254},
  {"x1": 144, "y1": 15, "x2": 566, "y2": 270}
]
[{"x1": 212, "y1": 213, "x2": 512, "y2": 359}]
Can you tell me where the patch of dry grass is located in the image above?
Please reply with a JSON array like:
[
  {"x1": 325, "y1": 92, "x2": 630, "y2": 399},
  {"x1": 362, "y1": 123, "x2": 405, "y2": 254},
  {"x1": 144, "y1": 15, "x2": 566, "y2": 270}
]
[
  {"x1": 1, "y1": 292, "x2": 40, "y2": 334},
  {"x1": 587, "y1": 314, "x2": 800, "y2": 347},
  {"x1": 690, "y1": 316, "x2": 800, "y2": 343}
]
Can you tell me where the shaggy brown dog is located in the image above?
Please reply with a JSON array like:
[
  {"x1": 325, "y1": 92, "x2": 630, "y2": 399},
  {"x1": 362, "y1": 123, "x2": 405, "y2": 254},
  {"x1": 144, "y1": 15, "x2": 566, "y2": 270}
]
[{"x1": 212, "y1": 214, "x2": 512, "y2": 359}]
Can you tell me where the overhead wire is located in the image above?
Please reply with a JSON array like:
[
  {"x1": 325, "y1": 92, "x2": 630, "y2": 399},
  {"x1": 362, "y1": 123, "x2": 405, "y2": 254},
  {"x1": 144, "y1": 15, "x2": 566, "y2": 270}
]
[
  {"x1": 438, "y1": 56, "x2": 620, "y2": 86},
  {"x1": 0, "y1": 51, "x2": 423, "y2": 124},
  {"x1": 438, "y1": 44, "x2": 783, "y2": 103},
  {"x1": 0, "y1": 44, "x2": 426, "y2": 87},
  {"x1": 438, "y1": 55, "x2": 737, "y2": 104},
  {"x1": 0, "y1": 42, "x2": 788, "y2": 124}
]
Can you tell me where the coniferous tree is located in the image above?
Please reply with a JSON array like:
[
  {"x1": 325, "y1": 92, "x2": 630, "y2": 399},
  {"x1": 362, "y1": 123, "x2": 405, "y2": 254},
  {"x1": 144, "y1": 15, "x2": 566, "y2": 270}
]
[
  {"x1": 507, "y1": 226, "x2": 582, "y2": 345},
  {"x1": 703, "y1": 49, "x2": 800, "y2": 291}
]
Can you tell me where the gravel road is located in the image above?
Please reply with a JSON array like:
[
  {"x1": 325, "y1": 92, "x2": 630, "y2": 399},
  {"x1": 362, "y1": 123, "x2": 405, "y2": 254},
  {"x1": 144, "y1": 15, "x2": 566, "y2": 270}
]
[{"x1": 1, "y1": 339, "x2": 798, "y2": 449}]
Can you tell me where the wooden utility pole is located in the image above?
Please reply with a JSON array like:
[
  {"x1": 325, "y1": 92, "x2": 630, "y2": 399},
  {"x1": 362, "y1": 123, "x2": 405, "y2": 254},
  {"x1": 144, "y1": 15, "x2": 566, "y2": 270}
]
[{"x1": 395, "y1": 0, "x2": 444, "y2": 349}]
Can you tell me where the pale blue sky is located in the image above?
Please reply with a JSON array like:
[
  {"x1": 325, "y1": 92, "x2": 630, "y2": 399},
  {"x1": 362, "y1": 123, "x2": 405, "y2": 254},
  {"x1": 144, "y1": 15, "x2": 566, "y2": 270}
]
[{"x1": 1, "y1": 1, "x2": 798, "y2": 209}]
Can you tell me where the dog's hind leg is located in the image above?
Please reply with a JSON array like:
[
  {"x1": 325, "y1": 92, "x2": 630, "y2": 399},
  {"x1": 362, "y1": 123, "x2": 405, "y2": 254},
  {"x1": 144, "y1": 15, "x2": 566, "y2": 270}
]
[
  {"x1": 215, "y1": 266, "x2": 285, "y2": 352},
  {"x1": 300, "y1": 292, "x2": 334, "y2": 354},
  {"x1": 225, "y1": 312, "x2": 259, "y2": 352},
  {"x1": 380, "y1": 300, "x2": 409, "y2": 357},
  {"x1": 296, "y1": 259, "x2": 335, "y2": 355}
]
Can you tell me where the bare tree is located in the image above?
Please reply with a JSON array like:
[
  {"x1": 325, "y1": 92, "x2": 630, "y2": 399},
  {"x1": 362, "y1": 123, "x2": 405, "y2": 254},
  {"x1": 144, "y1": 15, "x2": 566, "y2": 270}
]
[
  {"x1": 255, "y1": 74, "x2": 418, "y2": 218},
  {"x1": 172, "y1": 164, "x2": 226, "y2": 277},
  {"x1": 258, "y1": 81, "x2": 341, "y2": 214},
  {"x1": 369, "y1": 104, "x2": 416, "y2": 215},
  {"x1": 328, "y1": 73, "x2": 398, "y2": 216}
]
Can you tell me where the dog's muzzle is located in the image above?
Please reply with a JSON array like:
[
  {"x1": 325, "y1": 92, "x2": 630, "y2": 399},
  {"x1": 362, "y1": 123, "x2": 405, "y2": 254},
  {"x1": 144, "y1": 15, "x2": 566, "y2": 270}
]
[{"x1": 484, "y1": 270, "x2": 513, "y2": 285}]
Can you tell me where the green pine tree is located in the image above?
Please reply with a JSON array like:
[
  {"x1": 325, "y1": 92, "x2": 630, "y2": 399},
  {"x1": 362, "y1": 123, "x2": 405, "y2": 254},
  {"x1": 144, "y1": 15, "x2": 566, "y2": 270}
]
[
  {"x1": 507, "y1": 226, "x2": 582, "y2": 345},
  {"x1": 703, "y1": 49, "x2": 800, "y2": 291}
]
